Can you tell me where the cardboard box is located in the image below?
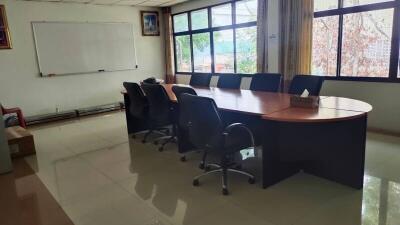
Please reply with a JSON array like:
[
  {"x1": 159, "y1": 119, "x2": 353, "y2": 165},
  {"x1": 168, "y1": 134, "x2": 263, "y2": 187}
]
[{"x1": 5, "y1": 126, "x2": 36, "y2": 158}]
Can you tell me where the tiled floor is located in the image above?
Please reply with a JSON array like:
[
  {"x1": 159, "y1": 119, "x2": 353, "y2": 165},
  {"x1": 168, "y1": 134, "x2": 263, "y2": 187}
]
[{"x1": 4, "y1": 111, "x2": 400, "y2": 225}]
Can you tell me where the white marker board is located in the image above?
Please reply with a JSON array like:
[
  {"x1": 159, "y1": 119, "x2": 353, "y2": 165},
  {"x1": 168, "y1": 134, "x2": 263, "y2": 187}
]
[{"x1": 32, "y1": 22, "x2": 137, "y2": 76}]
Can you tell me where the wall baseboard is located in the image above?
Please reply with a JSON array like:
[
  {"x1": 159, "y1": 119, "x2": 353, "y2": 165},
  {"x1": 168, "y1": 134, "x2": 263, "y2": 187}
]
[{"x1": 26, "y1": 102, "x2": 124, "y2": 126}]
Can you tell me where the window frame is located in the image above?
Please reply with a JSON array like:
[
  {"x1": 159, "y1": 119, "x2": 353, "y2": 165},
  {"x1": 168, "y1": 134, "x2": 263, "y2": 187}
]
[
  {"x1": 313, "y1": 0, "x2": 400, "y2": 83},
  {"x1": 172, "y1": 0, "x2": 258, "y2": 76}
]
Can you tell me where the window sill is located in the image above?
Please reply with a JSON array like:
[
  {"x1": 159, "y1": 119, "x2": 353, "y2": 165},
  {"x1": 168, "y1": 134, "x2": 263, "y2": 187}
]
[
  {"x1": 175, "y1": 72, "x2": 255, "y2": 78},
  {"x1": 324, "y1": 76, "x2": 400, "y2": 83}
]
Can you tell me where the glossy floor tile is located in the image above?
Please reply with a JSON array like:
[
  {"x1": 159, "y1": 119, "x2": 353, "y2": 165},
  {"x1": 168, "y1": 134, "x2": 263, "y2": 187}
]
[
  {"x1": 3, "y1": 111, "x2": 399, "y2": 225},
  {"x1": 0, "y1": 159, "x2": 74, "y2": 225}
]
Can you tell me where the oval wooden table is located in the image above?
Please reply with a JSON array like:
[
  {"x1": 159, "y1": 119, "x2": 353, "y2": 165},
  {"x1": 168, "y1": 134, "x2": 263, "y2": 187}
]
[{"x1": 122, "y1": 84, "x2": 372, "y2": 189}]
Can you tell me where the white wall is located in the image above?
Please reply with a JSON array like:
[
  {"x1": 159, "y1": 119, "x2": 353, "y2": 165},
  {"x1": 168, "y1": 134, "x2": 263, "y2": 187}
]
[
  {"x1": 0, "y1": 0, "x2": 165, "y2": 116},
  {"x1": 172, "y1": 0, "x2": 400, "y2": 133},
  {"x1": 321, "y1": 81, "x2": 400, "y2": 133}
]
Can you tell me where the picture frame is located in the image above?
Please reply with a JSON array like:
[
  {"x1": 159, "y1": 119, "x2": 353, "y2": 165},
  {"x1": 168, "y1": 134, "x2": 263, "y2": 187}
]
[
  {"x1": 140, "y1": 11, "x2": 160, "y2": 36},
  {"x1": 0, "y1": 5, "x2": 12, "y2": 49}
]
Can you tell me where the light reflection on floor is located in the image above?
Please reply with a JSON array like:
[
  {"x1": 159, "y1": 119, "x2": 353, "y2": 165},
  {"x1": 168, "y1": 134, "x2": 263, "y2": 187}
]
[{"x1": 21, "y1": 112, "x2": 400, "y2": 225}]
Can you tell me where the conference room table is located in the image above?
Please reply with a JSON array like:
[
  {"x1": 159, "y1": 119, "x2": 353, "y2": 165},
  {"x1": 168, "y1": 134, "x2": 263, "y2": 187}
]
[{"x1": 122, "y1": 84, "x2": 372, "y2": 189}]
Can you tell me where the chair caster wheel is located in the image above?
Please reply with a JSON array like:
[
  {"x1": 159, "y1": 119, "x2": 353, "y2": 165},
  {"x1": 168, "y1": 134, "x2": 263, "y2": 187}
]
[
  {"x1": 222, "y1": 188, "x2": 229, "y2": 195},
  {"x1": 193, "y1": 179, "x2": 199, "y2": 186},
  {"x1": 158, "y1": 147, "x2": 163, "y2": 152},
  {"x1": 248, "y1": 178, "x2": 255, "y2": 184},
  {"x1": 180, "y1": 156, "x2": 186, "y2": 162},
  {"x1": 199, "y1": 163, "x2": 205, "y2": 170}
]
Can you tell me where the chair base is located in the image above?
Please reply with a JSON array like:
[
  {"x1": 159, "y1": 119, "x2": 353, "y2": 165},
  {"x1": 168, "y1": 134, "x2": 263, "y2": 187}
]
[
  {"x1": 154, "y1": 136, "x2": 178, "y2": 152},
  {"x1": 138, "y1": 128, "x2": 170, "y2": 143},
  {"x1": 192, "y1": 166, "x2": 255, "y2": 195}
]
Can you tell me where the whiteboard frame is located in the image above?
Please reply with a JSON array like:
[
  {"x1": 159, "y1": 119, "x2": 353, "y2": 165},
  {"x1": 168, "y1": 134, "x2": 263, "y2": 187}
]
[{"x1": 32, "y1": 21, "x2": 138, "y2": 77}]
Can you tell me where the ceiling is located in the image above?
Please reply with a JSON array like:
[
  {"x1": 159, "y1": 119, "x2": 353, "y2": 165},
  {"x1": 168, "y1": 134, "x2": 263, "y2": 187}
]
[{"x1": 21, "y1": 0, "x2": 190, "y2": 7}]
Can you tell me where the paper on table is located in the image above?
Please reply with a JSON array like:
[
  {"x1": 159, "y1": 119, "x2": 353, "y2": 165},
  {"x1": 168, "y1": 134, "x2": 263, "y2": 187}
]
[{"x1": 300, "y1": 89, "x2": 310, "y2": 98}]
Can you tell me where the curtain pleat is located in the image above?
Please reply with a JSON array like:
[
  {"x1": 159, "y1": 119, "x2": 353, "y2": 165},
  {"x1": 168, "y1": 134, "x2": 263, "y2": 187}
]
[
  {"x1": 162, "y1": 7, "x2": 176, "y2": 84},
  {"x1": 279, "y1": 0, "x2": 314, "y2": 91},
  {"x1": 256, "y1": 0, "x2": 269, "y2": 73}
]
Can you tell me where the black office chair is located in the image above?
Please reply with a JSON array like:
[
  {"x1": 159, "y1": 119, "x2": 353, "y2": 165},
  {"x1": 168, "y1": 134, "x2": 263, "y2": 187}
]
[
  {"x1": 217, "y1": 74, "x2": 242, "y2": 89},
  {"x1": 288, "y1": 75, "x2": 325, "y2": 96},
  {"x1": 250, "y1": 73, "x2": 282, "y2": 92},
  {"x1": 123, "y1": 82, "x2": 154, "y2": 141},
  {"x1": 171, "y1": 86, "x2": 198, "y2": 162},
  {"x1": 141, "y1": 83, "x2": 176, "y2": 151},
  {"x1": 190, "y1": 74, "x2": 212, "y2": 87},
  {"x1": 124, "y1": 82, "x2": 170, "y2": 143},
  {"x1": 180, "y1": 93, "x2": 255, "y2": 195}
]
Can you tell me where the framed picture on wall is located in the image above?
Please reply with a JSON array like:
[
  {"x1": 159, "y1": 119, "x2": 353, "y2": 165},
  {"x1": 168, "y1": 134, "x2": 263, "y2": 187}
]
[
  {"x1": 140, "y1": 11, "x2": 160, "y2": 36},
  {"x1": 0, "y1": 5, "x2": 12, "y2": 49}
]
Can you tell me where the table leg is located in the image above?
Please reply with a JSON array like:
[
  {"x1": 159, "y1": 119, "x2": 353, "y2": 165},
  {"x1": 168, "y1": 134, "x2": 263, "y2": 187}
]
[{"x1": 261, "y1": 116, "x2": 367, "y2": 189}]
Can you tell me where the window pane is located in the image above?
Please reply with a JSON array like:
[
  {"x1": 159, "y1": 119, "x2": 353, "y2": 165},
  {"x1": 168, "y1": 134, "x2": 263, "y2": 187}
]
[
  {"x1": 341, "y1": 9, "x2": 393, "y2": 77},
  {"x1": 236, "y1": 0, "x2": 257, "y2": 24},
  {"x1": 175, "y1": 35, "x2": 192, "y2": 72},
  {"x1": 212, "y1": 4, "x2": 232, "y2": 27},
  {"x1": 191, "y1": 9, "x2": 208, "y2": 30},
  {"x1": 193, "y1": 33, "x2": 211, "y2": 73},
  {"x1": 312, "y1": 16, "x2": 339, "y2": 76},
  {"x1": 236, "y1": 26, "x2": 257, "y2": 74},
  {"x1": 214, "y1": 30, "x2": 234, "y2": 73},
  {"x1": 173, "y1": 13, "x2": 188, "y2": 33},
  {"x1": 314, "y1": 0, "x2": 338, "y2": 12},
  {"x1": 343, "y1": 0, "x2": 391, "y2": 7}
]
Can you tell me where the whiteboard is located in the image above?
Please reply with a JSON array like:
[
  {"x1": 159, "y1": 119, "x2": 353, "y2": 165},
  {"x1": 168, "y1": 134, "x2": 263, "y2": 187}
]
[{"x1": 32, "y1": 22, "x2": 137, "y2": 76}]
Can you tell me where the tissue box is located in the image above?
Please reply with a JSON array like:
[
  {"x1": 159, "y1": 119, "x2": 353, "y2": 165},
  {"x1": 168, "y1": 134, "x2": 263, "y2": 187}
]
[{"x1": 290, "y1": 95, "x2": 320, "y2": 108}]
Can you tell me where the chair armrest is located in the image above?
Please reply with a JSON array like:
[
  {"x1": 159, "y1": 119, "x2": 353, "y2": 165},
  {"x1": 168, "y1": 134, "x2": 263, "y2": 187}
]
[
  {"x1": 223, "y1": 123, "x2": 255, "y2": 148},
  {"x1": 2, "y1": 107, "x2": 22, "y2": 114},
  {"x1": 1, "y1": 107, "x2": 27, "y2": 128}
]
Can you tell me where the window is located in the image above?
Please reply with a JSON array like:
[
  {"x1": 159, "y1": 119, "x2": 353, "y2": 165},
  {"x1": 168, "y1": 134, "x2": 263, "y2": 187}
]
[
  {"x1": 236, "y1": 26, "x2": 257, "y2": 73},
  {"x1": 312, "y1": 0, "x2": 400, "y2": 82},
  {"x1": 191, "y1": 9, "x2": 208, "y2": 30},
  {"x1": 193, "y1": 33, "x2": 211, "y2": 72},
  {"x1": 212, "y1": 4, "x2": 232, "y2": 27},
  {"x1": 214, "y1": 30, "x2": 235, "y2": 73},
  {"x1": 175, "y1": 35, "x2": 191, "y2": 72},
  {"x1": 236, "y1": 0, "x2": 258, "y2": 24},
  {"x1": 173, "y1": 13, "x2": 188, "y2": 33},
  {"x1": 173, "y1": 0, "x2": 257, "y2": 75}
]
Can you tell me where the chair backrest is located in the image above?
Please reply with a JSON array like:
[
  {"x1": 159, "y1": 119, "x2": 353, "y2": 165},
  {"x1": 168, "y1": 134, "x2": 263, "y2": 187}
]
[
  {"x1": 190, "y1": 74, "x2": 212, "y2": 87},
  {"x1": 172, "y1": 86, "x2": 197, "y2": 129},
  {"x1": 288, "y1": 75, "x2": 325, "y2": 96},
  {"x1": 179, "y1": 94, "x2": 224, "y2": 149},
  {"x1": 217, "y1": 74, "x2": 242, "y2": 89},
  {"x1": 250, "y1": 73, "x2": 282, "y2": 92},
  {"x1": 123, "y1": 82, "x2": 148, "y2": 118},
  {"x1": 171, "y1": 86, "x2": 197, "y2": 102},
  {"x1": 141, "y1": 83, "x2": 172, "y2": 124}
]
